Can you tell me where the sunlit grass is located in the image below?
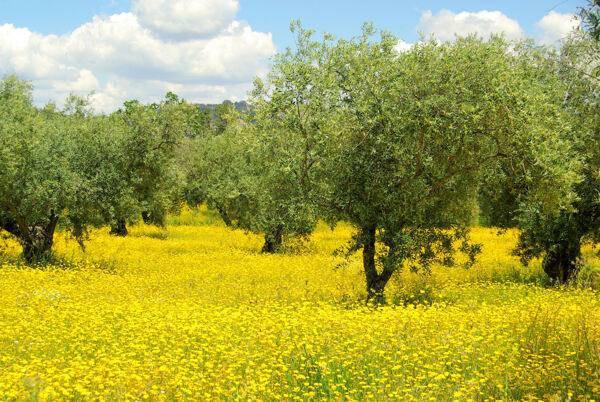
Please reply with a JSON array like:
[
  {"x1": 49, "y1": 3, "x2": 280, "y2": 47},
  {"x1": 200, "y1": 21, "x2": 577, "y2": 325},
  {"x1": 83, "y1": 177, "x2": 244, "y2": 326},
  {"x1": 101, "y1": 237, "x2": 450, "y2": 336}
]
[{"x1": 0, "y1": 206, "x2": 599, "y2": 400}]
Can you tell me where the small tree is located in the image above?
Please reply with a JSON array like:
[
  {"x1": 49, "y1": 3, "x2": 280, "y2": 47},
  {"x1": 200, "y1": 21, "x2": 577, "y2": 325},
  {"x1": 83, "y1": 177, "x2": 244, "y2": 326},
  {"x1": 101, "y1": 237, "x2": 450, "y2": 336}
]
[
  {"x1": 184, "y1": 123, "x2": 257, "y2": 228},
  {"x1": 185, "y1": 22, "x2": 336, "y2": 252},
  {"x1": 66, "y1": 108, "x2": 138, "y2": 242},
  {"x1": 182, "y1": 101, "x2": 250, "y2": 227},
  {"x1": 239, "y1": 23, "x2": 338, "y2": 252},
  {"x1": 109, "y1": 93, "x2": 194, "y2": 235}
]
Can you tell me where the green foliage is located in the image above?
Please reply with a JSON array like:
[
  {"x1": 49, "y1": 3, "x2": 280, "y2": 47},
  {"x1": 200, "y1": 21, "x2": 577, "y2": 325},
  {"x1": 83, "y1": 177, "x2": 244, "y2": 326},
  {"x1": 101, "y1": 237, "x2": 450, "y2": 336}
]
[
  {"x1": 239, "y1": 24, "x2": 335, "y2": 250},
  {"x1": 111, "y1": 94, "x2": 197, "y2": 229},
  {"x1": 0, "y1": 76, "x2": 104, "y2": 259},
  {"x1": 185, "y1": 22, "x2": 336, "y2": 251},
  {"x1": 322, "y1": 29, "x2": 578, "y2": 299},
  {"x1": 65, "y1": 109, "x2": 136, "y2": 239},
  {"x1": 579, "y1": 0, "x2": 600, "y2": 43},
  {"x1": 184, "y1": 121, "x2": 259, "y2": 229},
  {"x1": 0, "y1": 75, "x2": 198, "y2": 259},
  {"x1": 212, "y1": 101, "x2": 235, "y2": 135},
  {"x1": 508, "y1": 33, "x2": 600, "y2": 283}
]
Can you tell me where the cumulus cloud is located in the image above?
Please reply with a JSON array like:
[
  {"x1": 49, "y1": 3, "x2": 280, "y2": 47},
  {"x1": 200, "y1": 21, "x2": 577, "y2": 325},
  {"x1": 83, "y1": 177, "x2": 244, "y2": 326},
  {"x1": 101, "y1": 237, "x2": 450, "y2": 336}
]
[
  {"x1": 417, "y1": 10, "x2": 524, "y2": 42},
  {"x1": 132, "y1": 0, "x2": 239, "y2": 40},
  {"x1": 394, "y1": 40, "x2": 413, "y2": 53},
  {"x1": 0, "y1": 0, "x2": 275, "y2": 112},
  {"x1": 535, "y1": 11, "x2": 579, "y2": 46}
]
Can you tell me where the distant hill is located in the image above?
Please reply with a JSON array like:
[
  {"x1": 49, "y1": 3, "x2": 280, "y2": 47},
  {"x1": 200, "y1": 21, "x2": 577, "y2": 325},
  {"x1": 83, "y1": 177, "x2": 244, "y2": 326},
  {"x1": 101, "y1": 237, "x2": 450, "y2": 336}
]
[{"x1": 194, "y1": 100, "x2": 251, "y2": 116}]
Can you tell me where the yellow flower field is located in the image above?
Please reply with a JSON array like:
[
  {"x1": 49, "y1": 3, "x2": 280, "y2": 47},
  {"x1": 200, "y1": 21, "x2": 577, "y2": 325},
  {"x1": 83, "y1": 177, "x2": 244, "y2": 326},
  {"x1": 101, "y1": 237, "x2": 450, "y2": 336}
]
[{"x1": 1, "y1": 207, "x2": 599, "y2": 400}]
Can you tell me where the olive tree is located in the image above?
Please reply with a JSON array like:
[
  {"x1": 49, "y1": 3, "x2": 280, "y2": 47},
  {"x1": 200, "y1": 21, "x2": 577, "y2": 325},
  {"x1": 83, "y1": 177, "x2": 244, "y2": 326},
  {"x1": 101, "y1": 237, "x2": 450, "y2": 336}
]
[
  {"x1": 324, "y1": 29, "x2": 579, "y2": 301},
  {"x1": 242, "y1": 23, "x2": 339, "y2": 252},
  {"x1": 504, "y1": 31, "x2": 600, "y2": 283},
  {"x1": 0, "y1": 76, "x2": 67, "y2": 260},
  {"x1": 479, "y1": 10, "x2": 600, "y2": 284},
  {"x1": 184, "y1": 123, "x2": 257, "y2": 228},
  {"x1": 185, "y1": 22, "x2": 336, "y2": 252},
  {"x1": 0, "y1": 76, "x2": 129, "y2": 261},
  {"x1": 109, "y1": 93, "x2": 195, "y2": 235},
  {"x1": 182, "y1": 101, "x2": 250, "y2": 227},
  {"x1": 66, "y1": 110, "x2": 138, "y2": 242}
]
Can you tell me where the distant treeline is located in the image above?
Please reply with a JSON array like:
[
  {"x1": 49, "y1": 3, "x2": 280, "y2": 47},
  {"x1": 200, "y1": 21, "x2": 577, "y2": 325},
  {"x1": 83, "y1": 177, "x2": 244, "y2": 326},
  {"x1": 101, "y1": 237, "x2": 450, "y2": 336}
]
[{"x1": 195, "y1": 100, "x2": 250, "y2": 115}]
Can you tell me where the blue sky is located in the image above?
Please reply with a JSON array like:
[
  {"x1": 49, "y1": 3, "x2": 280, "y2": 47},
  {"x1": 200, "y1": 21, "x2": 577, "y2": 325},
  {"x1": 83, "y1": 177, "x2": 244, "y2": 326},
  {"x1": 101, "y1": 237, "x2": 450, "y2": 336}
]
[
  {"x1": 0, "y1": 0, "x2": 586, "y2": 111},
  {"x1": 239, "y1": 0, "x2": 584, "y2": 48}
]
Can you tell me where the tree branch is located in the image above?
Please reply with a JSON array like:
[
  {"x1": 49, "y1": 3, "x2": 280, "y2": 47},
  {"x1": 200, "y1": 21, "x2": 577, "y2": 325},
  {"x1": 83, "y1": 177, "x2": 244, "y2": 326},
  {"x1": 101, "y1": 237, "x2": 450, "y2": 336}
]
[
  {"x1": 425, "y1": 151, "x2": 508, "y2": 198},
  {"x1": 1, "y1": 200, "x2": 33, "y2": 243}
]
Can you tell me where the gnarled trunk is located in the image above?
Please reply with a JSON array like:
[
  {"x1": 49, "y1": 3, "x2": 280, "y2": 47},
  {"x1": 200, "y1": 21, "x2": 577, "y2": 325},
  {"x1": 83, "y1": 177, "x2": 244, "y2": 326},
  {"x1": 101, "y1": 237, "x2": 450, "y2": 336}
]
[
  {"x1": 262, "y1": 225, "x2": 283, "y2": 253},
  {"x1": 20, "y1": 213, "x2": 59, "y2": 263},
  {"x1": 362, "y1": 225, "x2": 394, "y2": 304},
  {"x1": 1, "y1": 206, "x2": 58, "y2": 263},
  {"x1": 21, "y1": 223, "x2": 57, "y2": 262},
  {"x1": 543, "y1": 239, "x2": 581, "y2": 284},
  {"x1": 110, "y1": 218, "x2": 128, "y2": 236}
]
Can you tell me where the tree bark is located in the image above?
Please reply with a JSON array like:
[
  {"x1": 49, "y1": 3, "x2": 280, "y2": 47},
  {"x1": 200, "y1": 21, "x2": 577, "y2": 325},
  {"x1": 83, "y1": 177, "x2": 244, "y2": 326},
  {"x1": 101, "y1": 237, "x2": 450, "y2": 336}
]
[
  {"x1": 362, "y1": 225, "x2": 394, "y2": 304},
  {"x1": 542, "y1": 238, "x2": 581, "y2": 284},
  {"x1": 262, "y1": 226, "x2": 283, "y2": 253},
  {"x1": 110, "y1": 218, "x2": 128, "y2": 236},
  {"x1": 20, "y1": 214, "x2": 59, "y2": 263}
]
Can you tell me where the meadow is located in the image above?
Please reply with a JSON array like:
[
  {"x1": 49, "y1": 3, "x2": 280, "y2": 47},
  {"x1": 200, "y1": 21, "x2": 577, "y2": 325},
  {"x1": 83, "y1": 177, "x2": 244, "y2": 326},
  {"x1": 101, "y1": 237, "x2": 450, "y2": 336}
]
[{"x1": 1, "y1": 206, "x2": 600, "y2": 401}]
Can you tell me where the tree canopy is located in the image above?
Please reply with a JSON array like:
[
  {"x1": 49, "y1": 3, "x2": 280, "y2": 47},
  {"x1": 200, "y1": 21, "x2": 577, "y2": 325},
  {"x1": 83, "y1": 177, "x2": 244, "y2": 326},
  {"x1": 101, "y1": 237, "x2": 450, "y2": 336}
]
[
  {"x1": 0, "y1": 21, "x2": 589, "y2": 295},
  {"x1": 183, "y1": 25, "x2": 580, "y2": 299},
  {"x1": 0, "y1": 76, "x2": 105, "y2": 260},
  {"x1": 506, "y1": 17, "x2": 600, "y2": 283},
  {"x1": 0, "y1": 76, "x2": 199, "y2": 260},
  {"x1": 323, "y1": 28, "x2": 578, "y2": 300}
]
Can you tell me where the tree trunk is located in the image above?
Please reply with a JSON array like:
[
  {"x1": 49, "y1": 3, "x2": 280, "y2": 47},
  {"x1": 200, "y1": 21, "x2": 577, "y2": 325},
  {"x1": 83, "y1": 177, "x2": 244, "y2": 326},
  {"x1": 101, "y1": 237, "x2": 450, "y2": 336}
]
[
  {"x1": 110, "y1": 218, "x2": 128, "y2": 236},
  {"x1": 21, "y1": 215, "x2": 59, "y2": 263},
  {"x1": 362, "y1": 225, "x2": 394, "y2": 304},
  {"x1": 262, "y1": 226, "x2": 283, "y2": 253},
  {"x1": 1, "y1": 205, "x2": 58, "y2": 262},
  {"x1": 542, "y1": 239, "x2": 581, "y2": 284},
  {"x1": 214, "y1": 203, "x2": 232, "y2": 227},
  {"x1": 141, "y1": 211, "x2": 151, "y2": 225}
]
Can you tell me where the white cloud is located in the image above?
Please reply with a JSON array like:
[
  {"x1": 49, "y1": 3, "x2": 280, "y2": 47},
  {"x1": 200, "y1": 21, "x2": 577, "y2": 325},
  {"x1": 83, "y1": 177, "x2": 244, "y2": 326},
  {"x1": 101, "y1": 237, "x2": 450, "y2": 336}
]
[
  {"x1": 535, "y1": 11, "x2": 579, "y2": 46},
  {"x1": 0, "y1": 1, "x2": 275, "y2": 112},
  {"x1": 132, "y1": 0, "x2": 239, "y2": 40},
  {"x1": 52, "y1": 69, "x2": 100, "y2": 92},
  {"x1": 417, "y1": 10, "x2": 524, "y2": 42},
  {"x1": 394, "y1": 40, "x2": 413, "y2": 53}
]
